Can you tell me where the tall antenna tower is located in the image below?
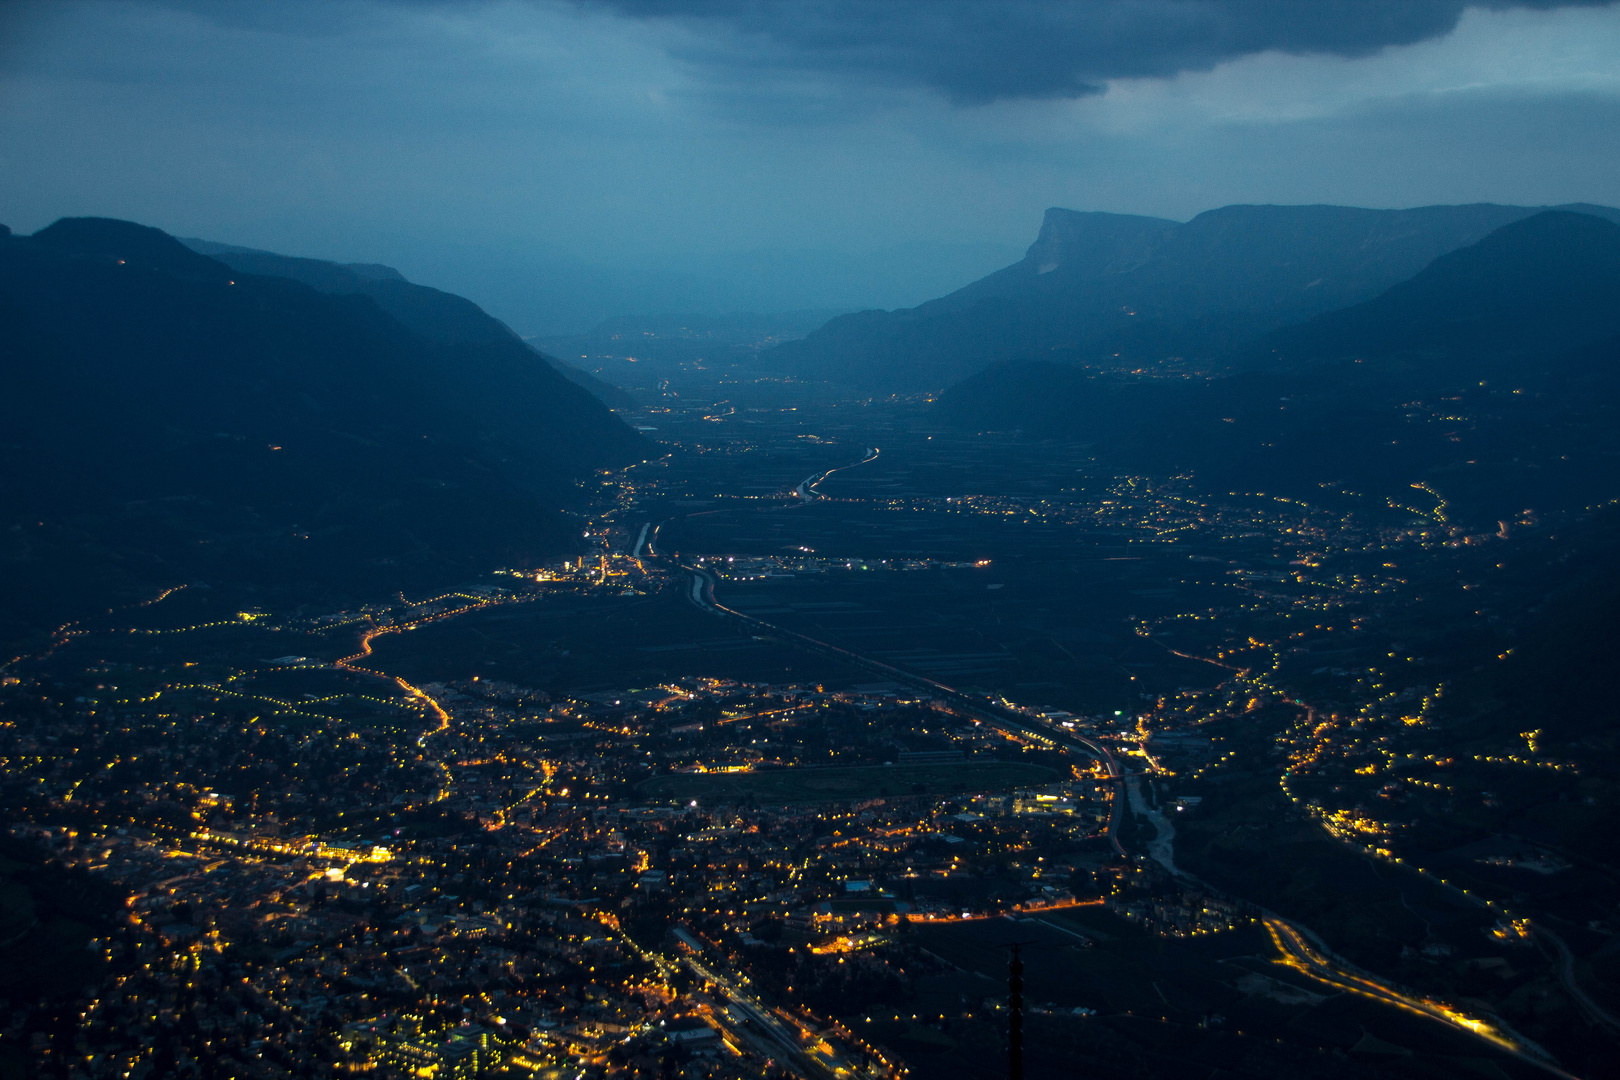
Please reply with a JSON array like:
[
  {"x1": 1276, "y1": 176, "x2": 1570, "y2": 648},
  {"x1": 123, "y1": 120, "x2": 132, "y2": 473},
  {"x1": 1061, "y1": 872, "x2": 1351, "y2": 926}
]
[{"x1": 1009, "y1": 943, "x2": 1025, "y2": 1080}]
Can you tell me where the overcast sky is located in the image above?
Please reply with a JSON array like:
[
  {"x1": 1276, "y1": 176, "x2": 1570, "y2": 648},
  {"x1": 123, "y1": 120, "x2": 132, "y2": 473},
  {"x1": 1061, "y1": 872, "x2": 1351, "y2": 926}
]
[{"x1": 3, "y1": 0, "x2": 1619, "y2": 333}]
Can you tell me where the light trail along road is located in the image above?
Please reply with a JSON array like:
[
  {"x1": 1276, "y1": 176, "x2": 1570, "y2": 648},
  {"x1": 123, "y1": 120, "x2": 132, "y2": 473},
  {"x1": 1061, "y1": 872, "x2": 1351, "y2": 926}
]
[
  {"x1": 1130, "y1": 719, "x2": 1577, "y2": 1076},
  {"x1": 1265, "y1": 918, "x2": 1577, "y2": 1078},
  {"x1": 334, "y1": 591, "x2": 517, "y2": 799},
  {"x1": 794, "y1": 447, "x2": 880, "y2": 502}
]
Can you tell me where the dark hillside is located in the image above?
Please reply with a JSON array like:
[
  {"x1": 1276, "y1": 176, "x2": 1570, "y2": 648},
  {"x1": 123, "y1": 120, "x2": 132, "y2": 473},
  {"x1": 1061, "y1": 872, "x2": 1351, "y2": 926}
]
[
  {"x1": 0, "y1": 218, "x2": 649, "y2": 650},
  {"x1": 183, "y1": 238, "x2": 636, "y2": 408},
  {"x1": 935, "y1": 213, "x2": 1620, "y2": 522},
  {"x1": 1257, "y1": 210, "x2": 1620, "y2": 365}
]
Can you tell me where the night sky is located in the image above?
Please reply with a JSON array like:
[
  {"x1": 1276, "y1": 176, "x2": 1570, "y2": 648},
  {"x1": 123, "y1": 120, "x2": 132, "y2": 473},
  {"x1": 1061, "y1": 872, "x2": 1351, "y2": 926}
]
[{"x1": 4, "y1": 0, "x2": 1618, "y2": 333}]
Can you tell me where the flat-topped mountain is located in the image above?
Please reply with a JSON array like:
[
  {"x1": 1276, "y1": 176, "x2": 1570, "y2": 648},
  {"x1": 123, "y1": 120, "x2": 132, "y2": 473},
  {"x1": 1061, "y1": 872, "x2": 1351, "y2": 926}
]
[
  {"x1": 0, "y1": 217, "x2": 651, "y2": 646},
  {"x1": 767, "y1": 201, "x2": 1620, "y2": 393}
]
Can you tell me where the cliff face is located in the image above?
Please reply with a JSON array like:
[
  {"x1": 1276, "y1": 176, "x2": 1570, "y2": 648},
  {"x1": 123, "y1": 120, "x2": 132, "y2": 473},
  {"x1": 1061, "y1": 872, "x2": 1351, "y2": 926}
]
[
  {"x1": 764, "y1": 201, "x2": 1620, "y2": 393},
  {"x1": 912, "y1": 209, "x2": 1178, "y2": 314}
]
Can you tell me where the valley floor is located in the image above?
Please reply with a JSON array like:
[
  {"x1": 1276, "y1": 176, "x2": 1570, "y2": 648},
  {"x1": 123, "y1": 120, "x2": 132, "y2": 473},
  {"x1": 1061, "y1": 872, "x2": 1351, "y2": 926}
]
[{"x1": 4, "y1": 398, "x2": 1620, "y2": 1080}]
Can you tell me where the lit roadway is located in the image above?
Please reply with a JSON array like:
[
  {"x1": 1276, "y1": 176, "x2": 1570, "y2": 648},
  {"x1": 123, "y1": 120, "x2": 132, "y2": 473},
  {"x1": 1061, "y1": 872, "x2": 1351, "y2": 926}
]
[
  {"x1": 1131, "y1": 727, "x2": 1573, "y2": 1076},
  {"x1": 616, "y1": 928, "x2": 855, "y2": 1079},
  {"x1": 1265, "y1": 918, "x2": 1578, "y2": 1078},
  {"x1": 793, "y1": 447, "x2": 880, "y2": 502},
  {"x1": 329, "y1": 590, "x2": 537, "y2": 802},
  {"x1": 335, "y1": 610, "x2": 472, "y2": 801},
  {"x1": 1353, "y1": 845, "x2": 1620, "y2": 1054},
  {"x1": 682, "y1": 952, "x2": 859, "y2": 1080}
]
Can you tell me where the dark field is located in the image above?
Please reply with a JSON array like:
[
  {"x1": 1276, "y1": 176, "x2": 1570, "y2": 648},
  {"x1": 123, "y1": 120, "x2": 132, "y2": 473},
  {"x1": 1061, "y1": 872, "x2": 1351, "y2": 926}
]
[
  {"x1": 361, "y1": 588, "x2": 875, "y2": 694},
  {"x1": 638, "y1": 406, "x2": 1345, "y2": 716},
  {"x1": 637, "y1": 760, "x2": 1058, "y2": 803},
  {"x1": 851, "y1": 909, "x2": 1556, "y2": 1080}
]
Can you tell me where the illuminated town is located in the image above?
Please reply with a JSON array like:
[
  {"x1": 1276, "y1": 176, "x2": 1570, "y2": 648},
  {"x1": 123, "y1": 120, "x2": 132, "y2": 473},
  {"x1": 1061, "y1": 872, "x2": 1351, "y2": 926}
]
[{"x1": 3, "y1": 397, "x2": 1615, "y2": 1080}]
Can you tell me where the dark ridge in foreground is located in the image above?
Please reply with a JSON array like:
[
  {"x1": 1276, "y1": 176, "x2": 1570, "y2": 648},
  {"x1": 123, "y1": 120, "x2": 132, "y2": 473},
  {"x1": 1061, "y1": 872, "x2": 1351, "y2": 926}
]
[
  {"x1": 0, "y1": 217, "x2": 652, "y2": 648},
  {"x1": 181, "y1": 237, "x2": 637, "y2": 409}
]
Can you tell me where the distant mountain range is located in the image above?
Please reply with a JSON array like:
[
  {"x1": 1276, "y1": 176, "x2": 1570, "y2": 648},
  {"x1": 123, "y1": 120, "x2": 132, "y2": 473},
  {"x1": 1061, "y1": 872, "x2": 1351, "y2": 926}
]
[
  {"x1": 535, "y1": 309, "x2": 850, "y2": 404},
  {"x1": 538, "y1": 308, "x2": 847, "y2": 365},
  {"x1": 0, "y1": 218, "x2": 650, "y2": 648},
  {"x1": 935, "y1": 210, "x2": 1620, "y2": 522},
  {"x1": 767, "y1": 201, "x2": 1620, "y2": 393}
]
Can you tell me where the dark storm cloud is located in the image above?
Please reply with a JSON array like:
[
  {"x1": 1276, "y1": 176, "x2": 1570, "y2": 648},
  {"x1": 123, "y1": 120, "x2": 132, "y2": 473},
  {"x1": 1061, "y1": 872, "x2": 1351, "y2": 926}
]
[
  {"x1": 592, "y1": 0, "x2": 1616, "y2": 103},
  {"x1": 4, "y1": 0, "x2": 1618, "y2": 332}
]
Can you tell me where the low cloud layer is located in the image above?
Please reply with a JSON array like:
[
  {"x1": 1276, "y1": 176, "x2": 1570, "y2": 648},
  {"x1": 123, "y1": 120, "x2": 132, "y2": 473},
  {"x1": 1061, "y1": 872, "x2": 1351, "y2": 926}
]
[{"x1": 596, "y1": 0, "x2": 1615, "y2": 103}]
